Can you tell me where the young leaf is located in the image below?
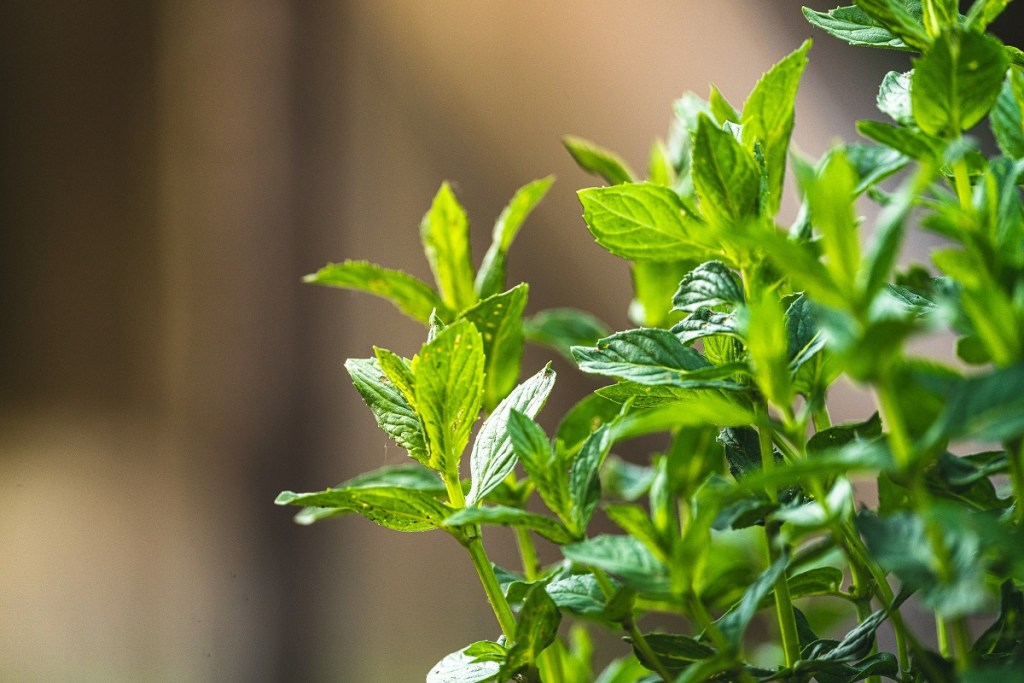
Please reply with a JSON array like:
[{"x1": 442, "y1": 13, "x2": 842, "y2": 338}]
[
  {"x1": 421, "y1": 182, "x2": 477, "y2": 313},
  {"x1": 921, "y1": 0, "x2": 959, "y2": 37},
  {"x1": 578, "y1": 183, "x2": 715, "y2": 262},
  {"x1": 501, "y1": 584, "x2": 562, "y2": 679},
  {"x1": 740, "y1": 289, "x2": 793, "y2": 409},
  {"x1": 692, "y1": 114, "x2": 760, "y2": 227},
  {"x1": 672, "y1": 261, "x2": 744, "y2": 312},
  {"x1": 799, "y1": 149, "x2": 861, "y2": 294},
  {"x1": 966, "y1": 0, "x2": 1014, "y2": 31},
  {"x1": 413, "y1": 319, "x2": 485, "y2": 474},
  {"x1": 709, "y1": 84, "x2": 740, "y2": 124},
  {"x1": 854, "y1": 0, "x2": 930, "y2": 51},
  {"x1": 562, "y1": 135, "x2": 636, "y2": 186},
  {"x1": 569, "y1": 425, "x2": 614, "y2": 532},
  {"x1": 462, "y1": 284, "x2": 529, "y2": 411},
  {"x1": 466, "y1": 364, "x2": 557, "y2": 506},
  {"x1": 629, "y1": 260, "x2": 694, "y2": 328},
  {"x1": 911, "y1": 29, "x2": 1009, "y2": 137},
  {"x1": 345, "y1": 357, "x2": 430, "y2": 465},
  {"x1": 304, "y1": 260, "x2": 447, "y2": 323},
  {"x1": 740, "y1": 40, "x2": 811, "y2": 216},
  {"x1": 475, "y1": 176, "x2": 554, "y2": 299},
  {"x1": 275, "y1": 486, "x2": 451, "y2": 532},
  {"x1": 508, "y1": 410, "x2": 573, "y2": 524},
  {"x1": 717, "y1": 553, "x2": 790, "y2": 650}
]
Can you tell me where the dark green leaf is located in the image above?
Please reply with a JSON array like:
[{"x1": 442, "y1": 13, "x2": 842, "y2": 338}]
[
  {"x1": 672, "y1": 261, "x2": 744, "y2": 312},
  {"x1": 562, "y1": 535, "x2": 669, "y2": 594},
  {"x1": 795, "y1": 652, "x2": 899, "y2": 683},
  {"x1": 931, "y1": 364, "x2": 1024, "y2": 445},
  {"x1": 912, "y1": 29, "x2": 1009, "y2": 136},
  {"x1": 462, "y1": 284, "x2": 529, "y2": 411},
  {"x1": 578, "y1": 183, "x2": 715, "y2": 262},
  {"x1": 546, "y1": 574, "x2": 610, "y2": 618},
  {"x1": 973, "y1": 580, "x2": 1024, "y2": 657},
  {"x1": 467, "y1": 363, "x2": 556, "y2": 505},
  {"x1": 444, "y1": 505, "x2": 575, "y2": 544},
  {"x1": 421, "y1": 182, "x2": 477, "y2": 313},
  {"x1": 808, "y1": 413, "x2": 883, "y2": 452},
  {"x1": 569, "y1": 425, "x2": 614, "y2": 532},
  {"x1": 562, "y1": 135, "x2": 636, "y2": 186},
  {"x1": 854, "y1": 0, "x2": 930, "y2": 51},
  {"x1": 573, "y1": 328, "x2": 715, "y2": 387},
  {"x1": 803, "y1": 5, "x2": 911, "y2": 50},
  {"x1": 304, "y1": 260, "x2": 446, "y2": 323},
  {"x1": 628, "y1": 632, "x2": 716, "y2": 676},
  {"x1": 717, "y1": 553, "x2": 790, "y2": 649},
  {"x1": 785, "y1": 294, "x2": 826, "y2": 370},
  {"x1": 414, "y1": 319, "x2": 485, "y2": 473},
  {"x1": 475, "y1": 177, "x2": 554, "y2": 299}
]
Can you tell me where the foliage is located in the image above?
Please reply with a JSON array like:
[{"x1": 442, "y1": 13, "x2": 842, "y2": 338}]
[{"x1": 279, "y1": 2, "x2": 1024, "y2": 680}]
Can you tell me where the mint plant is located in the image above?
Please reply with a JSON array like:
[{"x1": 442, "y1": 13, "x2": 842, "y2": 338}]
[{"x1": 278, "y1": 2, "x2": 1024, "y2": 681}]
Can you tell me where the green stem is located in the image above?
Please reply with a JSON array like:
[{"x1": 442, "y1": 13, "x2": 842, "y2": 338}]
[
  {"x1": 623, "y1": 612, "x2": 675, "y2": 683},
  {"x1": 444, "y1": 469, "x2": 518, "y2": 642},
  {"x1": 1008, "y1": 439, "x2": 1024, "y2": 526},
  {"x1": 952, "y1": 157, "x2": 973, "y2": 210},
  {"x1": 515, "y1": 527, "x2": 541, "y2": 581}
]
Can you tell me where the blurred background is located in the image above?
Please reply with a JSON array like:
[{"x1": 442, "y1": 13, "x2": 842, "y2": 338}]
[{"x1": 1, "y1": 2, "x2": 1020, "y2": 681}]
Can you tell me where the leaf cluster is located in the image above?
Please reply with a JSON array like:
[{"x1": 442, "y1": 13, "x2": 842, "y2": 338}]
[{"x1": 279, "y1": 1, "x2": 1024, "y2": 681}]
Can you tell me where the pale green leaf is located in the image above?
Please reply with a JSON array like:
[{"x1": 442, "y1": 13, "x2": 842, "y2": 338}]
[
  {"x1": 467, "y1": 364, "x2": 557, "y2": 505},
  {"x1": 275, "y1": 485, "x2": 450, "y2": 532},
  {"x1": 877, "y1": 70, "x2": 915, "y2": 125},
  {"x1": 990, "y1": 71, "x2": 1024, "y2": 159},
  {"x1": 445, "y1": 504, "x2": 575, "y2": 544},
  {"x1": 562, "y1": 535, "x2": 669, "y2": 593},
  {"x1": 475, "y1": 177, "x2": 554, "y2": 298},
  {"x1": 413, "y1": 319, "x2": 485, "y2": 473},
  {"x1": 578, "y1": 183, "x2": 715, "y2": 262},
  {"x1": 562, "y1": 135, "x2": 635, "y2": 186},
  {"x1": 629, "y1": 260, "x2": 695, "y2": 328},
  {"x1": 304, "y1": 260, "x2": 446, "y2": 323},
  {"x1": 462, "y1": 284, "x2": 529, "y2": 411},
  {"x1": 740, "y1": 40, "x2": 811, "y2": 216},
  {"x1": 427, "y1": 645, "x2": 501, "y2": 683},
  {"x1": 421, "y1": 182, "x2": 477, "y2": 312},
  {"x1": 693, "y1": 115, "x2": 760, "y2": 226},
  {"x1": 802, "y1": 5, "x2": 911, "y2": 50}
]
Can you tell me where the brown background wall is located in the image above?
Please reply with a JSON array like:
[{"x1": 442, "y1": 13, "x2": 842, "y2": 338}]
[{"x1": 1, "y1": 2, "x2": 1019, "y2": 681}]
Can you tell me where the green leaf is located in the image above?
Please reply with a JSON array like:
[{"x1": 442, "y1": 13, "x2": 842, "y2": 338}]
[
  {"x1": 304, "y1": 260, "x2": 446, "y2": 323},
  {"x1": 799, "y1": 149, "x2": 861, "y2": 293},
  {"x1": 421, "y1": 182, "x2": 477, "y2": 313},
  {"x1": 856, "y1": 119, "x2": 943, "y2": 161},
  {"x1": 413, "y1": 319, "x2": 485, "y2": 473},
  {"x1": 808, "y1": 413, "x2": 883, "y2": 452},
  {"x1": 573, "y1": 328, "x2": 719, "y2": 387},
  {"x1": 462, "y1": 284, "x2": 529, "y2": 411},
  {"x1": 600, "y1": 386, "x2": 753, "y2": 425},
  {"x1": 508, "y1": 410, "x2": 570, "y2": 522},
  {"x1": 912, "y1": 29, "x2": 1009, "y2": 136},
  {"x1": 601, "y1": 455, "x2": 655, "y2": 502},
  {"x1": 345, "y1": 357, "x2": 430, "y2": 465},
  {"x1": 692, "y1": 114, "x2": 760, "y2": 227},
  {"x1": 467, "y1": 364, "x2": 557, "y2": 505},
  {"x1": 877, "y1": 70, "x2": 915, "y2": 125},
  {"x1": 785, "y1": 294, "x2": 826, "y2": 371},
  {"x1": 854, "y1": 0, "x2": 930, "y2": 51},
  {"x1": 784, "y1": 566, "x2": 845, "y2": 601},
  {"x1": 578, "y1": 183, "x2": 715, "y2": 262},
  {"x1": 802, "y1": 5, "x2": 911, "y2": 50},
  {"x1": 562, "y1": 135, "x2": 636, "y2": 186},
  {"x1": 966, "y1": 0, "x2": 1014, "y2": 31},
  {"x1": 740, "y1": 40, "x2": 812, "y2": 216},
  {"x1": 973, "y1": 580, "x2": 1024, "y2": 657},
  {"x1": 629, "y1": 632, "x2": 716, "y2": 676},
  {"x1": 629, "y1": 259, "x2": 694, "y2": 328},
  {"x1": 569, "y1": 425, "x2": 614, "y2": 532},
  {"x1": 501, "y1": 583, "x2": 562, "y2": 678},
  {"x1": 717, "y1": 553, "x2": 790, "y2": 649},
  {"x1": 931, "y1": 364, "x2": 1024, "y2": 445},
  {"x1": 427, "y1": 644, "x2": 502, "y2": 683},
  {"x1": 562, "y1": 535, "x2": 669, "y2": 593},
  {"x1": 990, "y1": 71, "x2": 1024, "y2": 159},
  {"x1": 445, "y1": 505, "x2": 575, "y2": 544},
  {"x1": 475, "y1": 177, "x2": 554, "y2": 299},
  {"x1": 524, "y1": 308, "x2": 611, "y2": 361},
  {"x1": 796, "y1": 652, "x2": 899, "y2": 683},
  {"x1": 921, "y1": 0, "x2": 959, "y2": 37},
  {"x1": 546, "y1": 574, "x2": 610, "y2": 618},
  {"x1": 275, "y1": 485, "x2": 451, "y2": 532},
  {"x1": 604, "y1": 503, "x2": 668, "y2": 563},
  {"x1": 672, "y1": 261, "x2": 744, "y2": 312},
  {"x1": 555, "y1": 393, "x2": 624, "y2": 456},
  {"x1": 709, "y1": 84, "x2": 740, "y2": 124},
  {"x1": 740, "y1": 289, "x2": 793, "y2": 409}
]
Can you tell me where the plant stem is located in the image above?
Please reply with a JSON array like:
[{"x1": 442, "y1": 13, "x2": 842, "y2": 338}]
[
  {"x1": 444, "y1": 469, "x2": 518, "y2": 641},
  {"x1": 623, "y1": 612, "x2": 675, "y2": 683},
  {"x1": 515, "y1": 527, "x2": 541, "y2": 581},
  {"x1": 1008, "y1": 439, "x2": 1024, "y2": 526}
]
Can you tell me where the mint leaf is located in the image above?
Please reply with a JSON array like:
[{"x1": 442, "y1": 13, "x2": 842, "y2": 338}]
[
  {"x1": 524, "y1": 308, "x2": 611, "y2": 361},
  {"x1": 444, "y1": 505, "x2": 575, "y2": 544},
  {"x1": 911, "y1": 29, "x2": 1009, "y2": 136},
  {"x1": 562, "y1": 135, "x2": 636, "y2": 186},
  {"x1": 932, "y1": 364, "x2": 1024, "y2": 444},
  {"x1": 508, "y1": 410, "x2": 571, "y2": 523},
  {"x1": 413, "y1": 319, "x2": 485, "y2": 474},
  {"x1": 275, "y1": 486, "x2": 450, "y2": 532},
  {"x1": 421, "y1": 182, "x2": 477, "y2": 313},
  {"x1": 798, "y1": 149, "x2": 861, "y2": 294},
  {"x1": 740, "y1": 40, "x2": 811, "y2": 216},
  {"x1": 427, "y1": 645, "x2": 502, "y2": 683},
  {"x1": 921, "y1": 0, "x2": 959, "y2": 37},
  {"x1": 854, "y1": 0, "x2": 930, "y2": 51},
  {"x1": 717, "y1": 553, "x2": 790, "y2": 649},
  {"x1": 578, "y1": 183, "x2": 715, "y2": 262},
  {"x1": 629, "y1": 260, "x2": 694, "y2": 328},
  {"x1": 467, "y1": 364, "x2": 557, "y2": 505},
  {"x1": 692, "y1": 115, "x2": 760, "y2": 227},
  {"x1": 462, "y1": 284, "x2": 529, "y2": 411},
  {"x1": 562, "y1": 535, "x2": 669, "y2": 594},
  {"x1": 501, "y1": 584, "x2": 562, "y2": 679},
  {"x1": 345, "y1": 357, "x2": 429, "y2": 466},
  {"x1": 672, "y1": 261, "x2": 744, "y2": 312},
  {"x1": 990, "y1": 71, "x2": 1024, "y2": 159},
  {"x1": 475, "y1": 176, "x2": 554, "y2": 299},
  {"x1": 803, "y1": 5, "x2": 910, "y2": 50},
  {"x1": 966, "y1": 0, "x2": 1014, "y2": 31},
  {"x1": 572, "y1": 328, "x2": 720, "y2": 387},
  {"x1": 304, "y1": 260, "x2": 446, "y2": 323},
  {"x1": 877, "y1": 70, "x2": 915, "y2": 124}
]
